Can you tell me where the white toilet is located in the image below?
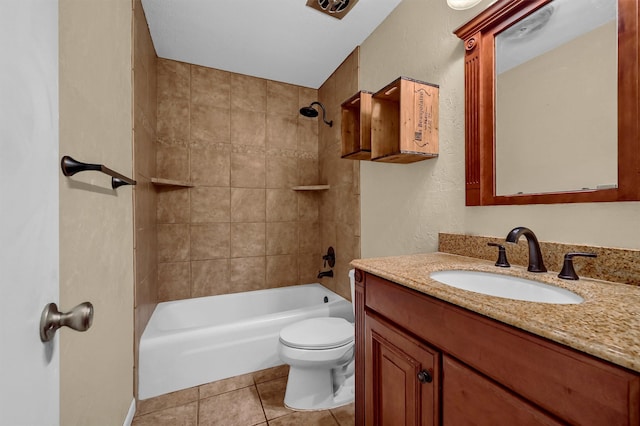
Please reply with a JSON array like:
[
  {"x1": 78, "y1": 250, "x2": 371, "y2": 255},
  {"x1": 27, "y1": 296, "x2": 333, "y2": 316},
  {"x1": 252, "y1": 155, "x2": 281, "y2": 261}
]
[{"x1": 277, "y1": 270, "x2": 356, "y2": 410}]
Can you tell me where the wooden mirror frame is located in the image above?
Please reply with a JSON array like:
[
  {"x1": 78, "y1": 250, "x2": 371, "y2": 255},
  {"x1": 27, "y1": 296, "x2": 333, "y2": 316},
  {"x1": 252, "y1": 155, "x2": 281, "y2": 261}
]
[{"x1": 454, "y1": 0, "x2": 640, "y2": 206}]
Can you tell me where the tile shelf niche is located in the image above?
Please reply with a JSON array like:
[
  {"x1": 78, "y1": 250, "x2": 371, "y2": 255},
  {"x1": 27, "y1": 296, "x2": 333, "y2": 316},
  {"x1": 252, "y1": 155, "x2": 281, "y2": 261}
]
[{"x1": 151, "y1": 177, "x2": 194, "y2": 188}]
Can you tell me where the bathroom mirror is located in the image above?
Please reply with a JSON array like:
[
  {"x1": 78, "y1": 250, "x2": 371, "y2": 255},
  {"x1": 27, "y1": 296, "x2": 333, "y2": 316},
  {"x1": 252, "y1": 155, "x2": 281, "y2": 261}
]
[{"x1": 454, "y1": 0, "x2": 640, "y2": 205}]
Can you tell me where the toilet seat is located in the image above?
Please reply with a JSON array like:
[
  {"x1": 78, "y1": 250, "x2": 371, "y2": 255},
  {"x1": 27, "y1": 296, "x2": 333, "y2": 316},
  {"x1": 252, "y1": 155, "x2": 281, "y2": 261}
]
[{"x1": 279, "y1": 317, "x2": 353, "y2": 350}]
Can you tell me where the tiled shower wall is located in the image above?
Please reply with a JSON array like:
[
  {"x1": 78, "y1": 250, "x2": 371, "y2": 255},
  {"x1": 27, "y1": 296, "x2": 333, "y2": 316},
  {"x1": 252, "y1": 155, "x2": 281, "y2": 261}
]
[
  {"x1": 317, "y1": 49, "x2": 361, "y2": 300},
  {"x1": 155, "y1": 59, "x2": 324, "y2": 301},
  {"x1": 133, "y1": 0, "x2": 157, "y2": 394}
]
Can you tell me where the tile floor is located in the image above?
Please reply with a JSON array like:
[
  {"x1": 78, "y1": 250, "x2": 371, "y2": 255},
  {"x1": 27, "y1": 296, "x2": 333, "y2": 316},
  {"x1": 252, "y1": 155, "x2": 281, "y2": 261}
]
[{"x1": 132, "y1": 365, "x2": 355, "y2": 426}]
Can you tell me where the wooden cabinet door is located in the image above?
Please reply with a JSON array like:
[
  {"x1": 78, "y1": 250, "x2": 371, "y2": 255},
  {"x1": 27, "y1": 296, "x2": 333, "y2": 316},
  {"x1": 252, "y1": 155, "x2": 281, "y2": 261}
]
[
  {"x1": 442, "y1": 356, "x2": 563, "y2": 426},
  {"x1": 365, "y1": 313, "x2": 440, "y2": 426}
]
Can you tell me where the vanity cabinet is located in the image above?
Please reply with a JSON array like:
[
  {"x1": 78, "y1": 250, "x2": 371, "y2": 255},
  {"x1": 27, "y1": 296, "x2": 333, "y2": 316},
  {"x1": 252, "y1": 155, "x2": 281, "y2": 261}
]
[
  {"x1": 356, "y1": 271, "x2": 640, "y2": 425},
  {"x1": 365, "y1": 313, "x2": 439, "y2": 425}
]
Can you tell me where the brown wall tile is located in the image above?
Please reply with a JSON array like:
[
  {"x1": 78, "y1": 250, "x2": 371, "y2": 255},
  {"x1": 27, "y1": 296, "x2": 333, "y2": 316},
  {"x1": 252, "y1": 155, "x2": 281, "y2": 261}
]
[
  {"x1": 230, "y1": 256, "x2": 266, "y2": 292},
  {"x1": 190, "y1": 223, "x2": 230, "y2": 260},
  {"x1": 298, "y1": 192, "x2": 319, "y2": 222},
  {"x1": 266, "y1": 115, "x2": 297, "y2": 151},
  {"x1": 299, "y1": 254, "x2": 320, "y2": 284},
  {"x1": 133, "y1": 1, "x2": 158, "y2": 398},
  {"x1": 157, "y1": 59, "x2": 190, "y2": 143},
  {"x1": 190, "y1": 187, "x2": 230, "y2": 223},
  {"x1": 266, "y1": 189, "x2": 298, "y2": 222},
  {"x1": 316, "y1": 47, "x2": 361, "y2": 300},
  {"x1": 191, "y1": 65, "x2": 230, "y2": 109},
  {"x1": 231, "y1": 223, "x2": 266, "y2": 257},
  {"x1": 190, "y1": 145, "x2": 231, "y2": 186},
  {"x1": 297, "y1": 158, "x2": 319, "y2": 186},
  {"x1": 298, "y1": 117, "x2": 319, "y2": 153},
  {"x1": 231, "y1": 74, "x2": 266, "y2": 112},
  {"x1": 231, "y1": 188, "x2": 266, "y2": 223},
  {"x1": 157, "y1": 144, "x2": 189, "y2": 182},
  {"x1": 266, "y1": 222, "x2": 298, "y2": 256},
  {"x1": 267, "y1": 81, "x2": 298, "y2": 115},
  {"x1": 157, "y1": 188, "x2": 190, "y2": 224},
  {"x1": 231, "y1": 110, "x2": 266, "y2": 147},
  {"x1": 266, "y1": 155, "x2": 297, "y2": 189},
  {"x1": 266, "y1": 255, "x2": 299, "y2": 287},
  {"x1": 191, "y1": 259, "x2": 230, "y2": 297},
  {"x1": 231, "y1": 150, "x2": 266, "y2": 188},
  {"x1": 190, "y1": 104, "x2": 230, "y2": 144},
  {"x1": 158, "y1": 223, "x2": 190, "y2": 262},
  {"x1": 299, "y1": 222, "x2": 321, "y2": 255},
  {"x1": 158, "y1": 261, "x2": 191, "y2": 301}
]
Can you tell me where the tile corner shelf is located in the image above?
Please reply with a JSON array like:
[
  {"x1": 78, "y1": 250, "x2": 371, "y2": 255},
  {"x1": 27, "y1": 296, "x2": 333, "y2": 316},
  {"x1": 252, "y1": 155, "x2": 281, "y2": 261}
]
[
  {"x1": 291, "y1": 185, "x2": 330, "y2": 191},
  {"x1": 151, "y1": 177, "x2": 194, "y2": 188}
]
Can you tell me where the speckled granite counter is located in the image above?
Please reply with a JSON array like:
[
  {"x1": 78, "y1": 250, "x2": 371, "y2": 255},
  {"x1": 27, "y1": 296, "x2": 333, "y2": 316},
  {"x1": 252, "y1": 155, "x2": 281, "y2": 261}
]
[{"x1": 351, "y1": 252, "x2": 640, "y2": 373}]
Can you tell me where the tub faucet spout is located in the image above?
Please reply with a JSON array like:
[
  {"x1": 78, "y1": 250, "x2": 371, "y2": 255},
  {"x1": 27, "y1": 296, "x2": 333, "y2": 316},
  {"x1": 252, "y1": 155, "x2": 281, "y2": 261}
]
[
  {"x1": 317, "y1": 270, "x2": 334, "y2": 279},
  {"x1": 505, "y1": 226, "x2": 547, "y2": 273}
]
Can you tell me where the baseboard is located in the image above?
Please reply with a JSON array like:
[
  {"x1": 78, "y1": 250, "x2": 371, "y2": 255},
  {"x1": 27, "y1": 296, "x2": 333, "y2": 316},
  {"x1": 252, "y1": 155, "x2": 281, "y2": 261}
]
[{"x1": 123, "y1": 398, "x2": 136, "y2": 426}]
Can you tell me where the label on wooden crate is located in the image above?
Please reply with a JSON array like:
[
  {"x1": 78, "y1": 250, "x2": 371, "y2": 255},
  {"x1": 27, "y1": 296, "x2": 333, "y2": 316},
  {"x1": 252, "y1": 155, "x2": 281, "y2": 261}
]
[{"x1": 413, "y1": 86, "x2": 437, "y2": 149}]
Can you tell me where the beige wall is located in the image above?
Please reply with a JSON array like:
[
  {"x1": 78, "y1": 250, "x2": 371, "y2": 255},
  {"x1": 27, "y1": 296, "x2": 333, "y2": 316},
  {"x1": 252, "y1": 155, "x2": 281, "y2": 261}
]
[
  {"x1": 359, "y1": 0, "x2": 640, "y2": 257},
  {"x1": 155, "y1": 60, "x2": 323, "y2": 300},
  {"x1": 59, "y1": 0, "x2": 134, "y2": 423},
  {"x1": 133, "y1": 0, "x2": 158, "y2": 398}
]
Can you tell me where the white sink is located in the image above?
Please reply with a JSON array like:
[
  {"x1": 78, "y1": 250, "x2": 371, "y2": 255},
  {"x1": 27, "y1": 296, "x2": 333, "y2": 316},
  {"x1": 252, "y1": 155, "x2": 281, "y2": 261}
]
[{"x1": 430, "y1": 270, "x2": 583, "y2": 304}]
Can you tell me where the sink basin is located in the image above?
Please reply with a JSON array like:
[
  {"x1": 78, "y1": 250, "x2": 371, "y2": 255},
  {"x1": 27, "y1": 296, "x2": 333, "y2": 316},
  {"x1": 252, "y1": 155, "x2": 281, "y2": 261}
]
[{"x1": 429, "y1": 270, "x2": 583, "y2": 304}]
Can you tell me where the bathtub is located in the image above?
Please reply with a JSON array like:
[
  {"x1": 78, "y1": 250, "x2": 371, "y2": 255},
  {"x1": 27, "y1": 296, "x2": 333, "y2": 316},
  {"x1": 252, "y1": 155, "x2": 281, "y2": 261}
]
[{"x1": 138, "y1": 283, "x2": 354, "y2": 400}]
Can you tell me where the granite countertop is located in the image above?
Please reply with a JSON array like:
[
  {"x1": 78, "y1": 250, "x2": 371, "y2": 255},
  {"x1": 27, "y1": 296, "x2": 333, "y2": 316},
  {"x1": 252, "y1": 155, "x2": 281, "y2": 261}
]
[{"x1": 351, "y1": 252, "x2": 640, "y2": 373}]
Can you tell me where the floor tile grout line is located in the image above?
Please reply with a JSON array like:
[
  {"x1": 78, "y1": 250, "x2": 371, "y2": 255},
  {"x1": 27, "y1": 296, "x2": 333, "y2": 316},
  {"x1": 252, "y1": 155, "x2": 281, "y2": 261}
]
[
  {"x1": 252, "y1": 373, "x2": 270, "y2": 424},
  {"x1": 255, "y1": 383, "x2": 270, "y2": 425},
  {"x1": 196, "y1": 395, "x2": 200, "y2": 426}
]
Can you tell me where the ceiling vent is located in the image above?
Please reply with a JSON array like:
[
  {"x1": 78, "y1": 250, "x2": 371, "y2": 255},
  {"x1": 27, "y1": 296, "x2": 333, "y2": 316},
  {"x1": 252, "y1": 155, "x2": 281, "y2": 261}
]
[{"x1": 306, "y1": 0, "x2": 360, "y2": 19}]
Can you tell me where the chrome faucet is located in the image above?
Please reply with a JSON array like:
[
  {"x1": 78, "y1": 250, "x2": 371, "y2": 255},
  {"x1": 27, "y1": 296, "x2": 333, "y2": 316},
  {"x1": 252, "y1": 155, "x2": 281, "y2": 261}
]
[{"x1": 505, "y1": 227, "x2": 547, "y2": 272}]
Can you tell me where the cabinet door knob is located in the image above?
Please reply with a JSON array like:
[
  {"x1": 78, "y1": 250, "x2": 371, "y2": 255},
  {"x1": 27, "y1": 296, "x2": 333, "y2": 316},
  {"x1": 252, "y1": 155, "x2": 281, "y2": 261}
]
[{"x1": 417, "y1": 370, "x2": 432, "y2": 384}]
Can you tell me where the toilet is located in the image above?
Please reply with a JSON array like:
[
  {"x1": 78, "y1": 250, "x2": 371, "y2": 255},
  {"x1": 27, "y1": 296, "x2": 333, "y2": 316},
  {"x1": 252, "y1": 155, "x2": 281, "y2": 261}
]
[{"x1": 277, "y1": 270, "x2": 356, "y2": 410}]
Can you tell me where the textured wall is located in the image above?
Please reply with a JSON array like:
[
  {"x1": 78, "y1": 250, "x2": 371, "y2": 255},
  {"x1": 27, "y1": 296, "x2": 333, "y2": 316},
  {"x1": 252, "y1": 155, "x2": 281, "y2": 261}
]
[
  {"x1": 155, "y1": 60, "x2": 322, "y2": 301},
  {"x1": 359, "y1": 0, "x2": 640, "y2": 258},
  {"x1": 59, "y1": 0, "x2": 134, "y2": 422}
]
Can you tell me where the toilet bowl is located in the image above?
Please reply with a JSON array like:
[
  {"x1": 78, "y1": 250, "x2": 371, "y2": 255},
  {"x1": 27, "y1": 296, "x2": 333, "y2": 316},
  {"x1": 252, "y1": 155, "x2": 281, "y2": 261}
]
[{"x1": 277, "y1": 270, "x2": 356, "y2": 410}]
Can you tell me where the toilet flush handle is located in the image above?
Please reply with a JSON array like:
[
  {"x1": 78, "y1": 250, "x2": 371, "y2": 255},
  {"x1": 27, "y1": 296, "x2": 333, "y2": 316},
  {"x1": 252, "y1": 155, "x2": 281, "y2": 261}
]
[{"x1": 40, "y1": 302, "x2": 93, "y2": 342}]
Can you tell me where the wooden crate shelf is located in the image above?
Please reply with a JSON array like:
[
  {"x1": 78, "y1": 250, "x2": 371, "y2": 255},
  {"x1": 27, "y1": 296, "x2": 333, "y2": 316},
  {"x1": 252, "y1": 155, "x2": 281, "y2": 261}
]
[
  {"x1": 341, "y1": 91, "x2": 373, "y2": 160},
  {"x1": 371, "y1": 77, "x2": 439, "y2": 163}
]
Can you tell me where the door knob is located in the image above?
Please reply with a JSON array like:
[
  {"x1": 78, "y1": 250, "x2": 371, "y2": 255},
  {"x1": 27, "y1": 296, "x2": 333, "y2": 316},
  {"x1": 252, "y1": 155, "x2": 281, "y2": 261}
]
[{"x1": 40, "y1": 302, "x2": 93, "y2": 342}]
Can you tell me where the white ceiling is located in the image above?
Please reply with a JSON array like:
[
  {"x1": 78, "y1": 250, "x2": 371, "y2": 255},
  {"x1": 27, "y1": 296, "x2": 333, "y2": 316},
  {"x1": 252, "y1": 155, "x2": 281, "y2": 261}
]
[{"x1": 141, "y1": 0, "x2": 404, "y2": 89}]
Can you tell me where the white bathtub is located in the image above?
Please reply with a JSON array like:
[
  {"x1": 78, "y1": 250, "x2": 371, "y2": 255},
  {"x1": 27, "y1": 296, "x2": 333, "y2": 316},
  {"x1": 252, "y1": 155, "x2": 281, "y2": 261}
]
[{"x1": 138, "y1": 283, "x2": 354, "y2": 400}]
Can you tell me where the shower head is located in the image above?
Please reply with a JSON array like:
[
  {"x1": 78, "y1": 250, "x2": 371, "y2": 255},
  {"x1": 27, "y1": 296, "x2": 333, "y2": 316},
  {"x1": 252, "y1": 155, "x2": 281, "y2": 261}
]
[
  {"x1": 300, "y1": 106, "x2": 319, "y2": 118},
  {"x1": 299, "y1": 101, "x2": 333, "y2": 127}
]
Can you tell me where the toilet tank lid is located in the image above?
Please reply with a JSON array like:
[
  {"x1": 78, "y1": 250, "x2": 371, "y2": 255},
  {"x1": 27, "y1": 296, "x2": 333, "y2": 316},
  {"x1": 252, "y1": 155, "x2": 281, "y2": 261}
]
[{"x1": 279, "y1": 317, "x2": 354, "y2": 349}]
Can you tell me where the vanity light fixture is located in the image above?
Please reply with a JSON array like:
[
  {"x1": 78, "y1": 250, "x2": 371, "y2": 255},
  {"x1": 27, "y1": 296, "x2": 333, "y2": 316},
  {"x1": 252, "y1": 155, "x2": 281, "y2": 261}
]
[{"x1": 447, "y1": 0, "x2": 483, "y2": 10}]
